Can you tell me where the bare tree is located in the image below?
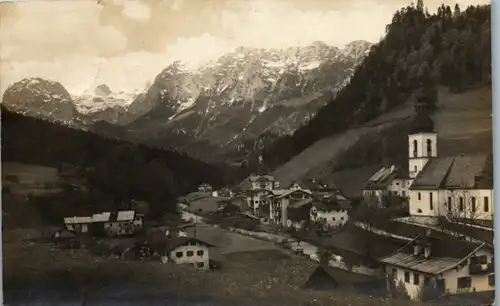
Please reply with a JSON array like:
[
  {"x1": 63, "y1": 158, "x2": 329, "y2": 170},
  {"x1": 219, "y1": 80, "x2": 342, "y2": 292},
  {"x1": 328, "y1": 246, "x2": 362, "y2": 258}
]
[{"x1": 444, "y1": 186, "x2": 481, "y2": 224}]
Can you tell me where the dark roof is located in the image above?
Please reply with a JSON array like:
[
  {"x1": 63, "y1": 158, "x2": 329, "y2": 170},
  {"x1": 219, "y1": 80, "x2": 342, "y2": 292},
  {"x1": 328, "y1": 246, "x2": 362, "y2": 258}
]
[
  {"x1": 442, "y1": 154, "x2": 491, "y2": 188},
  {"x1": 380, "y1": 234, "x2": 488, "y2": 275},
  {"x1": 363, "y1": 165, "x2": 398, "y2": 190},
  {"x1": 411, "y1": 154, "x2": 492, "y2": 190},
  {"x1": 304, "y1": 264, "x2": 384, "y2": 292},
  {"x1": 290, "y1": 178, "x2": 338, "y2": 191},
  {"x1": 311, "y1": 198, "x2": 351, "y2": 211},
  {"x1": 410, "y1": 157, "x2": 454, "y2": 190},
  {"x1": 249, "y1": 175, "x2": 275, "y2": 182},
  {"x1": 411, "y1": 113, "x2": 435, "y2": 134},
  {"x1": 150, "y1": 237, "x2": 215, "y2": 253}
]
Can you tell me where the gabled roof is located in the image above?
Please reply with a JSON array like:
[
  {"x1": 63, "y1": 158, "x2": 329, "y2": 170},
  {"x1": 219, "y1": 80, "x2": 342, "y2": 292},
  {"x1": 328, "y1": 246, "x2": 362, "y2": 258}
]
[
  {"x1": 249, "y1": 175, "x2": 275, "y2": 182},
  {"x1": 363, "y1": 165, "x2": 399, "y2": 190},
  {"x1": 410, "y1": 157, "x2": 454, "y2": 190},
  {"x1": 64, "y1": 216, "x2": 92, "y2": 224},
  {"x1": 411, "y1": 154, "x2": 492, "y2": 190},
  {"x1": 165, "y1": 237, "x2": 215, "y2": 251},
  {"x1": 275, "y1": 188, "x2": 312, "y2": 199},
  {"x1": 442, "y1": 154, "x2": 490, "y2": 189},
  {"x1": 380, "y1": 235, "x2": 489, "y2": 275}
]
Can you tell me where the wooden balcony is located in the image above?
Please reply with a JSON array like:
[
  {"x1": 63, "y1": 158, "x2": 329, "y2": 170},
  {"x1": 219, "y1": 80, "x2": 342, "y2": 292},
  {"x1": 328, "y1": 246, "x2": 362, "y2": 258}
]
[{"x1": 469, "y1": 262, "x2": 494, "y2": 275}]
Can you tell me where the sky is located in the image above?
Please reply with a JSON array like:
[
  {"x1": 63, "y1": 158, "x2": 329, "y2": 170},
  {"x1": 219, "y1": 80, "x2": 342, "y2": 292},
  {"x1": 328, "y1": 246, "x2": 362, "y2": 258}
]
[{"x1": 0, "y1": 0, "x2": 490, "y2": 96}]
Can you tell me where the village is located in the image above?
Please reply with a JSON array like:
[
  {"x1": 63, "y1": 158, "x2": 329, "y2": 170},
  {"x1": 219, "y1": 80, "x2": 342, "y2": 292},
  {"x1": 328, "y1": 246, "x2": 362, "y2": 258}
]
[{"x1": 16, "y1": 107, "x2": 491, "y2": 305}]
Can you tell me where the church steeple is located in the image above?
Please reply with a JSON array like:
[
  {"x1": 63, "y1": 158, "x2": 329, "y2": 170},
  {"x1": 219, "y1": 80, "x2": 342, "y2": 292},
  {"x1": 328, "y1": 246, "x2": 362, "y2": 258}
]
[
  {"x1": 408, "y1": 100, "x2": 438, "y2": 179},
  {"x1": 411, "y1": 100, "x2": 435, "y2": 134}
]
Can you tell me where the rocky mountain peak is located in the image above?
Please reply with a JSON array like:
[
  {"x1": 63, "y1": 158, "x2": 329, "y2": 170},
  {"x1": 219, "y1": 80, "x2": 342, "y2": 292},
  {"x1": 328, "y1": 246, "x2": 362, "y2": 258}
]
[{"x1": 2, "y1": 77, "x2": 77, "y2": 123}]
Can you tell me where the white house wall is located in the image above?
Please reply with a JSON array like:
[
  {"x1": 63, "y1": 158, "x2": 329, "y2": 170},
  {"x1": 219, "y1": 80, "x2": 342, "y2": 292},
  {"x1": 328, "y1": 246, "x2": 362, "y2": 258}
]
[
  {"x1": 409, "y1": 190, "x2": 440, "y2": 217},
  {"x1": 439, "y1": 189, "x2": 494, "y2": 221},
  {"x1": 441, "y1": 248, "x2": 494, "y2": 294},
  {"x1": 311, "y1": 208, "x2": 349, "y2": 228},
  {"x1": 385, "y1": 265, "x2": 428, "y2": 299},
  {"x1": 388, "y1": 179, "x2": 413, "y2": 198},
  {"x1": 169, "y1": 243, "x2": 210, "y2": 270},
  {"x1": 386, "y1": 248, "x2": 493, "y2": 300}
]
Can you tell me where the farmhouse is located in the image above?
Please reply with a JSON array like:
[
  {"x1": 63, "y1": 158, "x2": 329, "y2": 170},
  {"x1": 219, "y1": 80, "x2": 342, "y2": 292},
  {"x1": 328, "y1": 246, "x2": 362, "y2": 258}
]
[
  {"x1": 380, "y1": 232, "x2": 494, "y2": 300},
  {"x1": 309, "y1": 195, "x2": 351, "y2": 230},
  {"x1": 63, "y1": 210, "x2": 144, "y2": 236},
  {"x1": 197, "y1": 183, "x2": 213, "y2": 193},
  {"x1": 289, "y1": 178, "x2": 337, "y2": 193},
  {"x1": 160, "y1": 237, "x2": 214, "y2": 270},
  {"x1": 248, "y1": 174, "x2": 280, "y2": 191},
  {"x1": 268, "y1": 188, "x2": 313, "y2": 227}
]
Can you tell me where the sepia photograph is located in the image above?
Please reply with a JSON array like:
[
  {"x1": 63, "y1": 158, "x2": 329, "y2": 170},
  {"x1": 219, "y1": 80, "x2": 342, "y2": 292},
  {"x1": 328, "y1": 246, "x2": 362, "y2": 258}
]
[{"x1": 0, "y1": 0, "x2": 495, "y2": 305}]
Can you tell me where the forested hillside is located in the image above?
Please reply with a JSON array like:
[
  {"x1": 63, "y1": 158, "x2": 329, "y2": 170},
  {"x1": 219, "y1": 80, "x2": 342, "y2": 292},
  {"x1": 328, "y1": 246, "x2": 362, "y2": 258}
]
[
  {"x1": 2, "y1": 106, "x2": 233, "y2": 218},
  {"x1": 262, "y1": 2, "x2": 491, "y2": 169}
]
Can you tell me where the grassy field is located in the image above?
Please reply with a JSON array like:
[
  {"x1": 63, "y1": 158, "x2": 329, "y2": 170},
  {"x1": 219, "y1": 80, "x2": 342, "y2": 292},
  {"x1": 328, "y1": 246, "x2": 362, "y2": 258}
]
[{"x1": 3, "y1": 228, "x2": 421, "y2": 306}]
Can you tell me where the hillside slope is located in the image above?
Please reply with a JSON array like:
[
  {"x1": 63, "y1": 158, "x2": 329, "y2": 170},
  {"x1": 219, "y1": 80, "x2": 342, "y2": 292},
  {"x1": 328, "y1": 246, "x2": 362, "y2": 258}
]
[
  {"x1": 1, "y1": 106, "x2": 232, "y2": 217},
  {"x1": 271, "y1": 85, "x2": 491, "y2": 196}
]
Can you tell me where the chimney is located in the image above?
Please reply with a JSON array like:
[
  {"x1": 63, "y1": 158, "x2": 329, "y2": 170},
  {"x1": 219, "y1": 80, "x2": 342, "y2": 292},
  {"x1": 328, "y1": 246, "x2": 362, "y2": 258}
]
[
  {"x1": 424, "y1": 246, "x2": 431, "y2": 258},
  {"x1": 414, "y1": 244, "x2": 422, "y2": 256}
]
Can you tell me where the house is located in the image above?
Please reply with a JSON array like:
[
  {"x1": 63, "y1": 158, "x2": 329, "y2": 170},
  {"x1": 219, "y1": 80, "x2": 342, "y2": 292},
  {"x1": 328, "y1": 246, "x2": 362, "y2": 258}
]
[
  {"x1": 63, "y1": 210, "x2": 144, "y2": 236},
  {"x1": 248, "y1": 174, "x2": 280, "y2": 191},
  {"x1": 269, "y1": 189, "x2": 313, "y2": 227},
  {"x1": 289, "y1": 178, "x2": 338, "y2": 193},
  {"x1": 217, "y1": 199, "x2": 240, "y2": 216},
  {"x1": 244, "y1": 189, "x2": 272, "y2": 214},
  {"x1": 303, "y1": 264, "x2": 386, "y2": 296},
  {"x1": 380, "y1": 232, "x2": 494, "y2": 300},
  {"x1": 309, "y1": 195, "x2": 351, "y2": 230},
  {"x1": 63, "y1": 216, "x2": 93, "y2": 233},
  {"x1": 161, "y1": 237, "x2": 214, "y2": 270},
  {"x1": 362, "y1": 165, "x2": 408, "y2": 207},
  {"x1": 197, "y1": 183, "x2": 213, "y2": 193}
]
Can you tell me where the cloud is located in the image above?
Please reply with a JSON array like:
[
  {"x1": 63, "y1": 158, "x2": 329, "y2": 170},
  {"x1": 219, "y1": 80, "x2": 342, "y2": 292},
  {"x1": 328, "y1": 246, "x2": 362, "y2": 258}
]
[{"x1": 0, "y1": 0, "x2": 490, "y2": 96}]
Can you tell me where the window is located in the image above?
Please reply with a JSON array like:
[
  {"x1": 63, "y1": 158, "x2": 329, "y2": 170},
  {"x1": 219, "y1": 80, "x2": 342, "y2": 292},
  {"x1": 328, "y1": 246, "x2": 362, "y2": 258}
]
[
  {"x1": 196, "y1": 262, "x2": 204, "y2": 268},
  {"x1": 447, "y1": 197, "x2": 452, "y2": 211},
  {"x1": 402, "y1": 191, "x2": 406, "y2": 197},
  {"x1": 197, "y1": 250, "x2": 204, "y2": 256},
  {"x1": 426, "y1": 139, "x2": 432, "y2": 156},
  {"x1": 489, "y1": 274, "x2": 495, "y2": 286},
  {"x1": 176, "y1": 252, "x2": 183, "y2": 258},
  {"x1": 418, "y1": 192, "x2": 421, "y2": 200},
  {"x1": 457, "y1": 276, "x2": 471, "y2": 289},
  {"x1": 413, "y1": 140, "x2": 418, "y2": 157},
  {"x1": 471, "y1": 197, "x2": 476, "y2": 211},
  {"x1": 404, "y1": 271, "x2": 410, "y2": 283},
  {"x1": 414, "y1": 273, "x2": 420, "y2": 285},
  {"x1": 470, "y1": 255, "x2": 488, "y2": 265},
  {"x1": 459, "y1": 197, "x2": 464, "y2": 211},
  {"x1": 429, "y1": 192, "x2": 434, "y2": 210},
  {"x1": 186, "y1": 251, "x2": 194, "y2": 257},
  {"x1": 332, "y1": 217, "x2": 336, "y2": 221},
  {"x1": 391, "y1": 268, "x2": 397, "y2": 278},
  {"x1": 484, "y1": 197, "x2": 490, "y2": 212},
  {"x1": 340, "y1": 217, "x2": 344, "y2": 221},
  {"x1": 414, "y1": 165, "x2": 418, "y2": 173}
]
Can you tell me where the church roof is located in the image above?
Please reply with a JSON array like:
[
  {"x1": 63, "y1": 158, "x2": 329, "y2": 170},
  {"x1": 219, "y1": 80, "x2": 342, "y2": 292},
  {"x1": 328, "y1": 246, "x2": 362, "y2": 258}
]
[{"x1": 410, "y1": 154, "x2": 492, "y2": 190}]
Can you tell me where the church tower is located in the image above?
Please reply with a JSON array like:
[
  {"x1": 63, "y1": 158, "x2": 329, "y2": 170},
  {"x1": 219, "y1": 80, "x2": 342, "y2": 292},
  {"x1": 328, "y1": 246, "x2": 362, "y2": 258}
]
[{"x1": 408, "y1": 101, "x2": 437, "y2": 179}]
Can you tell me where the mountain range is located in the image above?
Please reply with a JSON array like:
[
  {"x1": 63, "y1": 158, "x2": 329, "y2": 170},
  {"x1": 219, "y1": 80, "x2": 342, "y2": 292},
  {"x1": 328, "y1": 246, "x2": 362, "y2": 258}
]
[{"x1": 2, "y1": 40, "x2": 372, "y2": 162}]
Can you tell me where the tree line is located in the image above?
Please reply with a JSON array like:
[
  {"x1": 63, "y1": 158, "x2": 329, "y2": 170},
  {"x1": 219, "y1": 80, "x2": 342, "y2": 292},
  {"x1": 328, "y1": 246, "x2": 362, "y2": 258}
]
[
  {"x1": 260, "y1": 1, "x2": 491, "y2": 170},
  {"x1": 2, "y1": 106, "x2": 238, "y2": 220}
]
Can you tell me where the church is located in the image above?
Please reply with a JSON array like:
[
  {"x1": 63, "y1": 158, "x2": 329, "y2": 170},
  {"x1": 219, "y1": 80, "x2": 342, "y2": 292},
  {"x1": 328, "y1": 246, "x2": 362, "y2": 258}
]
[{"x1": 363, "y1": 102, "x2": 493, "y2": 221}]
